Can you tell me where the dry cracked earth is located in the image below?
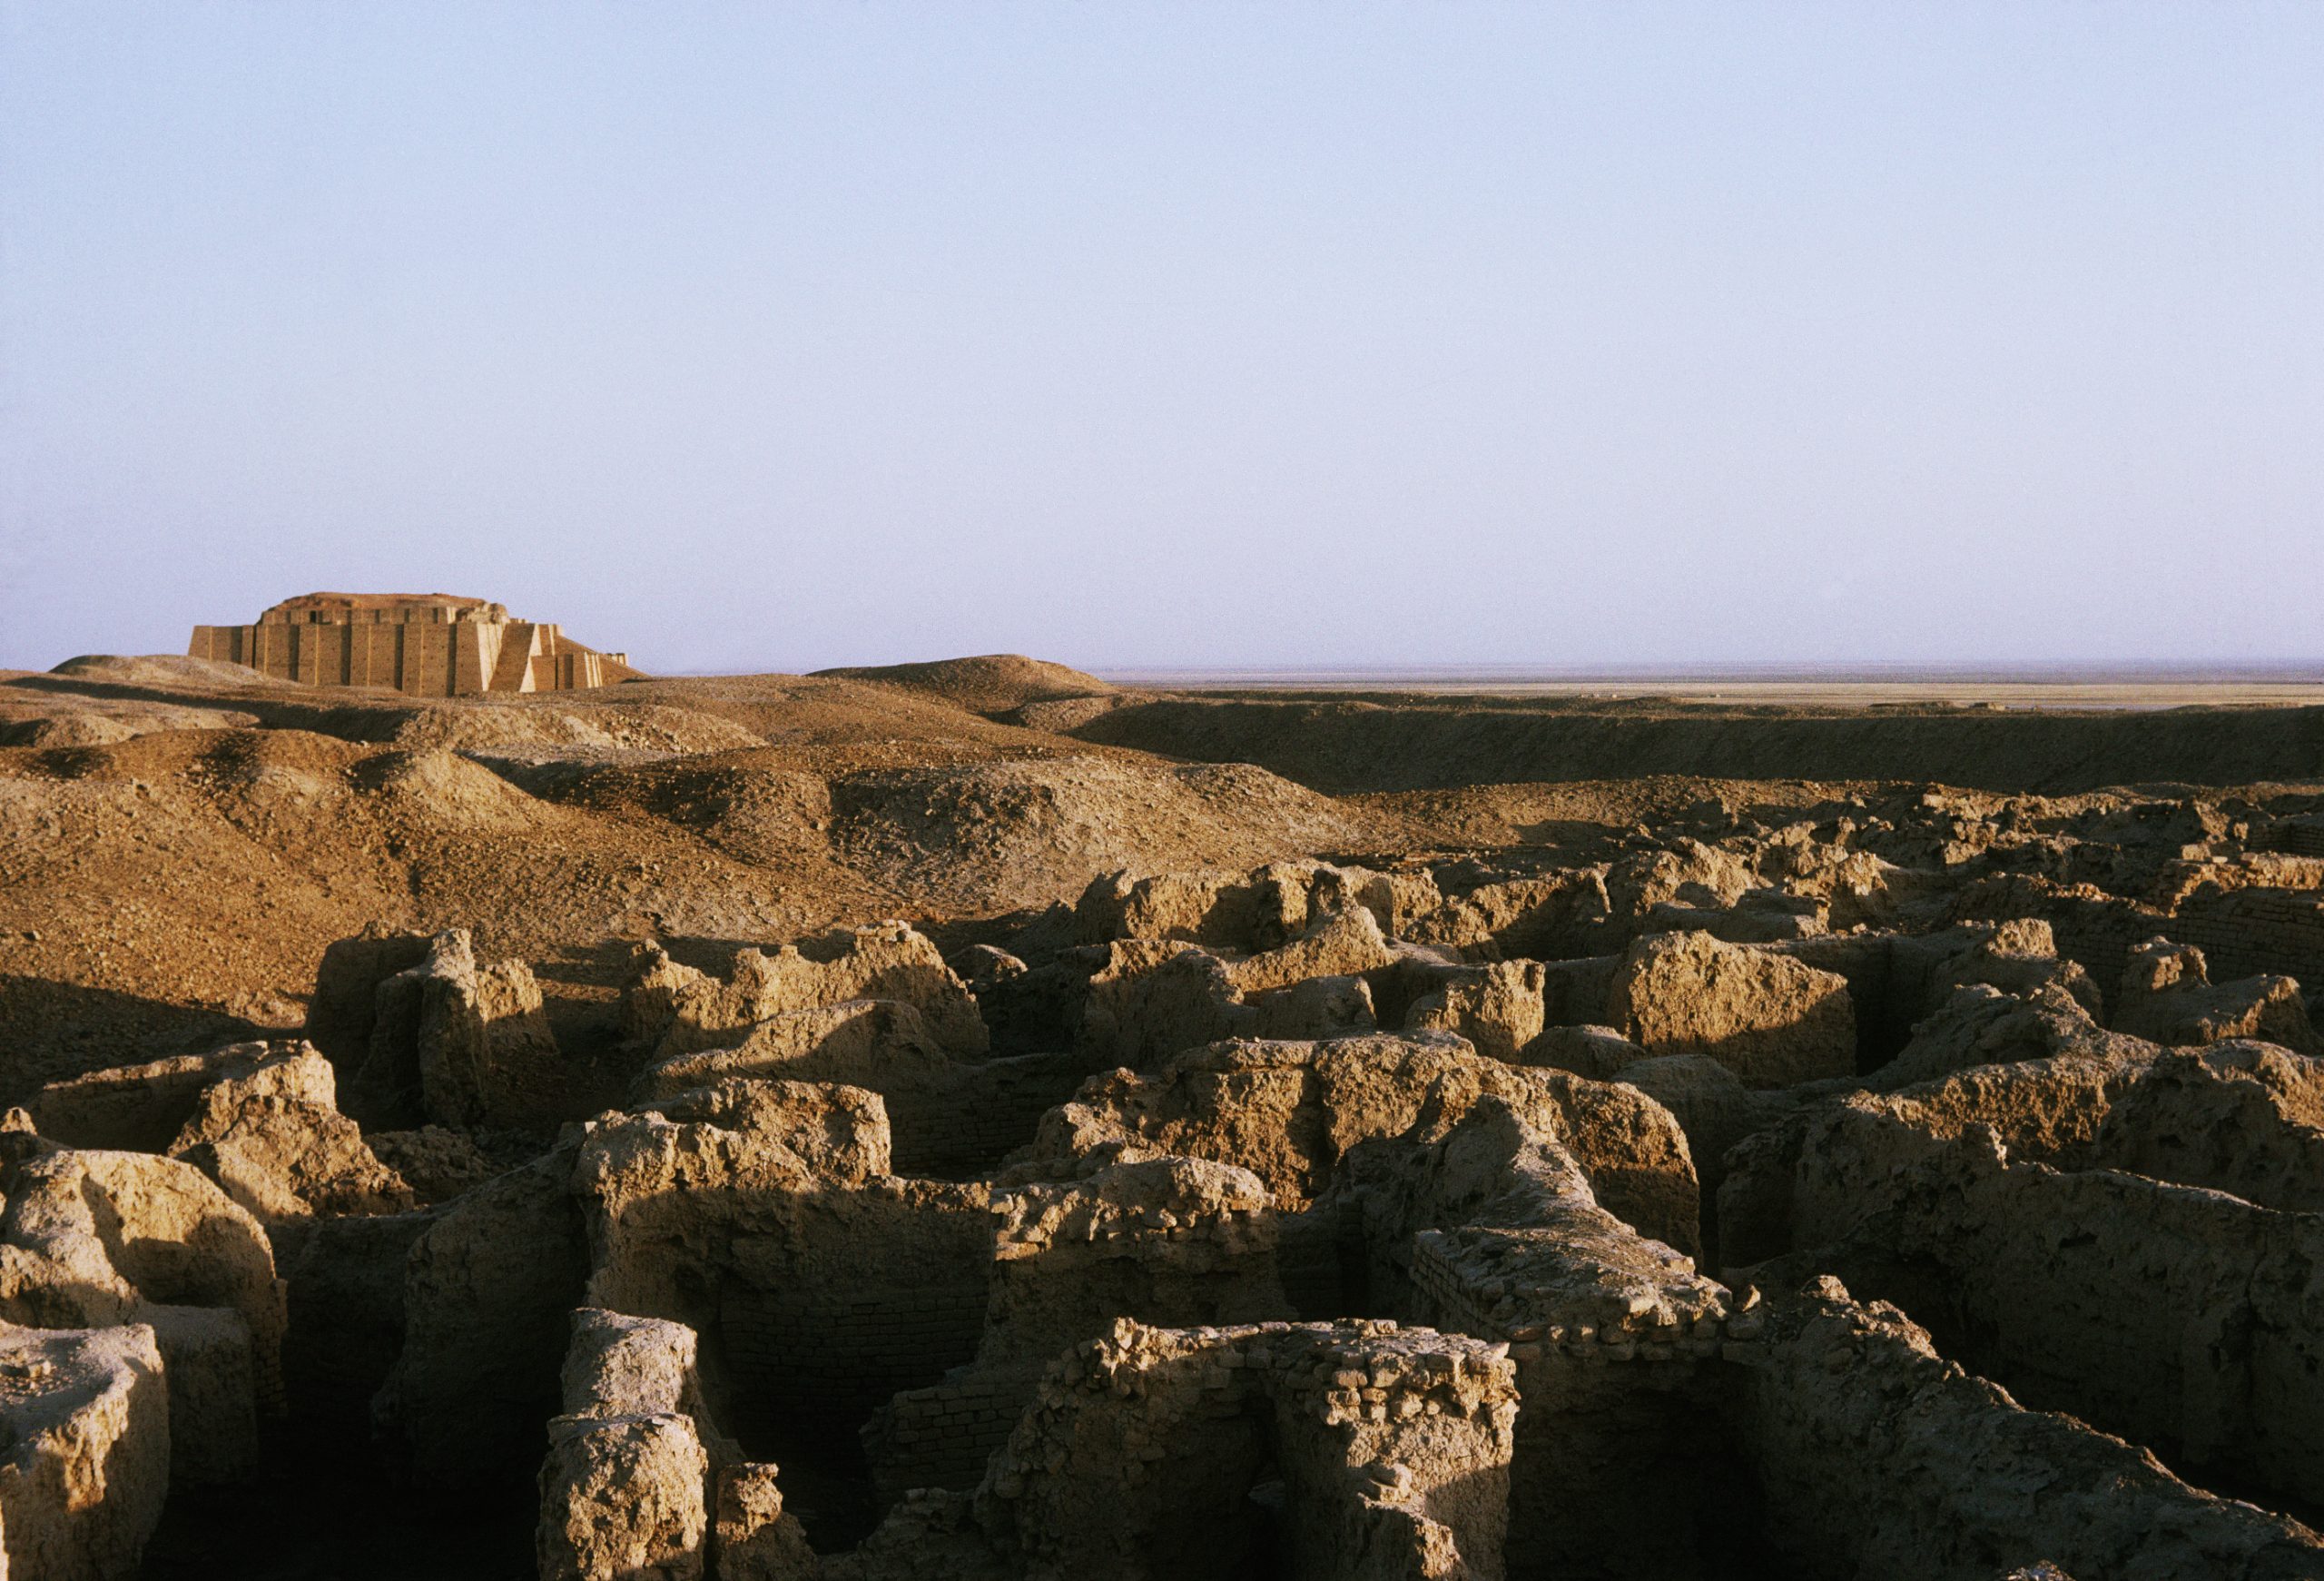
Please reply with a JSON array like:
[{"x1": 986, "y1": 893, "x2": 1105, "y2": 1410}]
[{"x1": 4, "y1": 652, "x2": 2324, "y2": 1580}]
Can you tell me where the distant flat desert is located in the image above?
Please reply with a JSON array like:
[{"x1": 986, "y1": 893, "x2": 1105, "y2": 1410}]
[{"x1": 1098, "y1": 663, "x2": 2324, "y2": 710}]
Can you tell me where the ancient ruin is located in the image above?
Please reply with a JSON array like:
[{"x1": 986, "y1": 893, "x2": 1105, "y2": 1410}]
[
  {"x1": 187, "y1": 592, "x2": 639, "y2": 696},
  {"x1": 2, "y1": 652, "x2": 2323, "y2": 1577}
]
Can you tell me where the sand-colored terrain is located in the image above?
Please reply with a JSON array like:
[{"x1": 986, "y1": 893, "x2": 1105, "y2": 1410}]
[
  {"x1": 15, "y1": 653, "x2": 2317, "y2": 1083},
  {"x1": 4, "y1": 650, "x2": 2324, "y2": 1578}
]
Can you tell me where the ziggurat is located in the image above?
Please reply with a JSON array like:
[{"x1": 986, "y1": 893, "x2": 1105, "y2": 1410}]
[{"x1": 189, "y1": 591, "x2": 639, "y2": 695}]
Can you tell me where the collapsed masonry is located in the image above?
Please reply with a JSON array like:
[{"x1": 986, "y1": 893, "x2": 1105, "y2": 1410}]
[
  {"x1": 7, "y1": 788, "x2": 2324, "y2": 1577},
  {"x1": 188, "y1": 591, "x2": 641, "y2": 696}
]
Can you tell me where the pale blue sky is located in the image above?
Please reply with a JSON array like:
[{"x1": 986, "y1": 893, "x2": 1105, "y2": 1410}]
[{"x1": 3, "y1": 4, "x2": 2319, "y2": 673}]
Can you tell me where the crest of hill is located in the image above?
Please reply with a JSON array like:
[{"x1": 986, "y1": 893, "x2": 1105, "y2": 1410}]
[{"x1": 810, "y1": 655, "x2": 1115, "y2": 717}]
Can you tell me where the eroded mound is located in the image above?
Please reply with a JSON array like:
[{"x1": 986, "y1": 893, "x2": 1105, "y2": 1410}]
[
  {"x1": 812, "y1": 654, "x2": 1115, "y2": 716},
  {"x1": 824, "y1": 756, "x2": 1408, "y2": 914},
  {"x1": 51, "y1": 652, "x2": 285, "y2": 687}
]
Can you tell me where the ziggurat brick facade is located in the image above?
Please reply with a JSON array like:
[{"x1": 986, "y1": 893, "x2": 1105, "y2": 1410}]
[{"x1": 189, "y1": 592, "x2": 640, "y2": 696}]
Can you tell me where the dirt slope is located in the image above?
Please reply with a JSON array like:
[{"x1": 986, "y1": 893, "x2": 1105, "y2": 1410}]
[{"x1": 823, "y1": 756, "x2": 1408, "y2": 914}]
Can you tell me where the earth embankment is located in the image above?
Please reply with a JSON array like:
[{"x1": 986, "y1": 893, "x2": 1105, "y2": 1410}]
[{"x1": 1068, "y1": 694, "x2": 2324, "y2": 794}]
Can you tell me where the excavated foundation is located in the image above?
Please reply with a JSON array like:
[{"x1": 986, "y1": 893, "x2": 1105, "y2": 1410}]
[{"x1": 7, "y1": 691, "x2": 2324, "y2": 1579}]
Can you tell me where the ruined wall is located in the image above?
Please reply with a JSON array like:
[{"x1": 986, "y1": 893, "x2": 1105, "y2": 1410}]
[
  {"x1": 634, "y1": 925, "x2": 990, "y2": 1063},
  {"x1": 645, "y1": 1017, "x2": 1084, "y2": 1181},
  {"x1": 537, "y1": 1308, "x2": 816, "y2": 1581},
  {"x1": 2167, "y1": 884, "x2": 2324, "y2": 985},
  {"x1": 380, "y1": 1140, "x2": 589, "y2": 1486},
  {"x1": 1350, "y1": 1097, "x2": 1740, "y2": 1578},
  {"x1": 2091, "y1": 1043, "x2": 2324, "y2": 1212},
  {"x1": 866, "y1": 1156, "x2": 1294, "y2": 1504},
  {"x1": 1715, "y1": 1026, "x2": 2155, "y2": 1270},
  {"x1": 862, "y1": 1375, "x2": 1033, "y2": 1509},
  {"x1": 0, "y1": 1145, "x2": 288, "y2": 1486},
  {"x1": 1728, "y1": 1283, "x2": 2320, "y2": 1581},
  {"x1": 33, "y1": 816, "x2": 2324, "y2": 1579},
  {"x1": 1019, "y1": 1034, "x2": 1702, "y2": 1258},
  {"x1": 973, "y1": 1319, "x2": 1519, "y2": 1581},
  {"x1": 568, "y1": 1086, "x2": 993, "y2": 1465},
  {"x1": 0, "y1": 1320, "x2": 171, "y2": 1581},
  {"x1": 349, "y1": 928, "x2": 571, "y2": 1130},
  {"x1": 714, "y1": 1183, "x2": 995, "y2": 1436},
  {"x1": 274, "y1": 1208, "x2": 436, "y2": 1431},
  {"x1": 883, "y1": 1053, "x2": 1091, "y2": 1179},
  {"x1": 1769, "y1": 1102, "x2": 2324, "y2": 1514}
]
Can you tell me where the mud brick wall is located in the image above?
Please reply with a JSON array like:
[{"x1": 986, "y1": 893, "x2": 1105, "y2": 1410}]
[
  {"x1": 862, "y1": 1375, "x2": 1026, "y2": 1501},
  {"x1": 1407, "y1": 1231, "x2": 1747, "y2": 1577},
  {"x1": 1728, "y1": 1290, "x2": 2315, "y2": 1581},
  {"x1": 884, "y1": 1052, "x2": 1089, "y2": 1180},
  {"x1": 1943, "y1": 886, "x2": 2166, "y2": 1011},
  {"x1": 1771, "y1": 934, "x2": 1912, "y2": 1066},
  {"x1": 1791, "y1": 1114, "x2": 2324, "y2": 1514},
  {"x1": 1408, "y1": 1232, "x2": 1498, "y2": 1338},
  {"x1": 1503, "y1": 1346, "x2": 1736, "y2": 1578},
  {"x1": 1276, "y1": 1204, "x2": 1361, "y2": 1319},
  {"x1": 306, "y1": 931, "x2": 431, "y2": 1071},
  {"x1": 982, "y1": 1176, "x2": 1288, "y2": 1370},
  {"x1": 716, "y1": 1189, "x2": 994, "y2": 1430},
  {"x1": 866, "y1": 1175, "x2": 1301, "y2": 1502},
  {"x1": 1536, "y1": 954, "x2": 1619, "y2": 1027},
  {"x1": 977, "y1": 1320, "x2": 1517, "y2": 1581},
  {"x1": 2167, "y1": 887, "x2": 2324, "y2": 986},
  {"x1": 2027, "y1": 895, "x2": 2159, "y2": 1003},
  {"x1": 721, "y1": 1278, "x2": 989, "y2": 1428},
  {"x1": 1916, "y1": 1163, "x2": 2324, "y2": 1512}
]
